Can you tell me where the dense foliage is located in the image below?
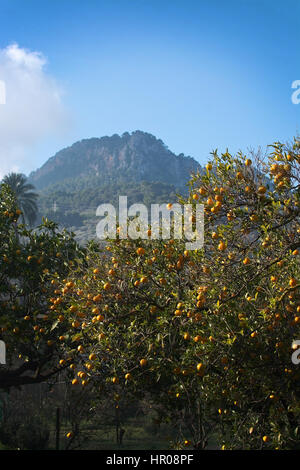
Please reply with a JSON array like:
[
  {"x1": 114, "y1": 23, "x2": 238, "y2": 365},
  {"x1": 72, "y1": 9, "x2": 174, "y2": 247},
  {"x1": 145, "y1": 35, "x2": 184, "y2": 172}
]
[
  {"x1": 43, "y1": 138, "x2": 300, "y2": 449},
  {"x1": 0, "y1": 183, "x2": 86, "y2": 389},
  {"x1": 1, "y1": 136, "x2": 299, "y2": 450}
]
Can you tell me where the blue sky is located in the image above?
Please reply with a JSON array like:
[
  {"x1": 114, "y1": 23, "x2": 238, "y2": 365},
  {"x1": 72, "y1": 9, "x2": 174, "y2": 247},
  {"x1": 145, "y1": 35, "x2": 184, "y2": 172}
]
[{"x1": 0, "y1": 0, "x2": 299, "y2": 176}]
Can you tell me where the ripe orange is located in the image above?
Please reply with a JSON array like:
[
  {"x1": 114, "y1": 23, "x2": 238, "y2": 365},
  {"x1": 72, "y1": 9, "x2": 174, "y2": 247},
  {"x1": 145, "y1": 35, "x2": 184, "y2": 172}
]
[
  {"x1": 218, "y1": 241, "x2": 226, "y2": 251},
  {"x1": 93, "y1": 294, "x2": 102, "y2": 302},
  {"x1": 258, "y1": 186, "x2": 267, "y2": 195},
  {"x1": 69, "y1": 305, "x2": 78, "y2": 313},
  {"x1": 140, "y1": 358, "x2": 147, "y2": 367}
]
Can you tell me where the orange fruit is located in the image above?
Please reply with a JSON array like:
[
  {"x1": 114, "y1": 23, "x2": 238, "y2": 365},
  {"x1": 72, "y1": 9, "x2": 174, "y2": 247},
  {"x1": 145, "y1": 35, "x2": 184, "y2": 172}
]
[
  {"x1": 218, "y1": 241, "x2": 226, "y2": 251},
  {"x1": 258, "y1": 186, "x2": 267, "y2": 195},
  {"x1": 140, "y1": 358, "x2": 147, "y2": 367}
]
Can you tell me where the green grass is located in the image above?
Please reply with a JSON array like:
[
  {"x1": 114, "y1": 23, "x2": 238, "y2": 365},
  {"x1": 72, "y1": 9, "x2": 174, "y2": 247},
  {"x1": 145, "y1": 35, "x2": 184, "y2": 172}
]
[{"x1": 62, "y1": 424, "x2": 173, "y2": 450}]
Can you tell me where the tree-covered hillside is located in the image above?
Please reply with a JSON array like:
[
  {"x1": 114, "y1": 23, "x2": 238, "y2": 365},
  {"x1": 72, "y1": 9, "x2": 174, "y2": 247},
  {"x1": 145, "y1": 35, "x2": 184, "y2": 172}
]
[
  {"x1": 36, "y1": 177, "x2": 182, "y2": 243},
  {"x1": 31, "y1": 131, "x2": 202, "y2": 243}
]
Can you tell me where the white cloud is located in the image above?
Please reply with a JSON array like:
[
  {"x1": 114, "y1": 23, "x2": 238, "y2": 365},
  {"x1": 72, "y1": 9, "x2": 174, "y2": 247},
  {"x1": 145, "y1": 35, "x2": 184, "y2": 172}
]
[{"x1": 0, "y1": 43, "x2": 70, "y2": 179}]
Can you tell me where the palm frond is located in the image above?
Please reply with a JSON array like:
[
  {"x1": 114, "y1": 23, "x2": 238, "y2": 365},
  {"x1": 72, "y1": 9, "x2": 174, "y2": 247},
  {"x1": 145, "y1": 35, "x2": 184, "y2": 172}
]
[{"x1": 1, "y1": 172, "x2": 39, "y2": 226}]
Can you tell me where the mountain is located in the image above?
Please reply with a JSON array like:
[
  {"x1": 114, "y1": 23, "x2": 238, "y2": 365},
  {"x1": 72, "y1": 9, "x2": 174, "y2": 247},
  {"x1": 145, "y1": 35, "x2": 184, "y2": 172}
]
[
  {"x1": 29, "y1": 130, "x2": 200, "y2": 190},
  {"x1": 29, "y1": 131, "x2": 202, "y2": 243}
]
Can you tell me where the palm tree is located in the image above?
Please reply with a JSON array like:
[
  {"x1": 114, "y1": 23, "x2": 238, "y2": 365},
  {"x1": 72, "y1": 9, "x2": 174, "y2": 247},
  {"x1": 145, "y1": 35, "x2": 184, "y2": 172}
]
[{"x1": 2, "y1": 173, "x2": 38, "y2": 226}]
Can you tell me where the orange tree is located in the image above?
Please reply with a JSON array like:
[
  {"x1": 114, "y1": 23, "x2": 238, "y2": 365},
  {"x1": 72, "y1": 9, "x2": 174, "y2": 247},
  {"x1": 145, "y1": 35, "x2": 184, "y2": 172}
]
[
  {"x1": 0, "y1": 184, "x2": 86, "y2": 390},
  {"x1": 49, "y1": 138, "x2": 300, "y2": 449}
]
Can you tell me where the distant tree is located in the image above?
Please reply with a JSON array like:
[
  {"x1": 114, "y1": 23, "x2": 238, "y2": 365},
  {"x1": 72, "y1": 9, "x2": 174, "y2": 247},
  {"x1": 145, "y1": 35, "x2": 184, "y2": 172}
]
[{"x1": 2, "y1": 173, "x2": 38, "y2": 226}]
